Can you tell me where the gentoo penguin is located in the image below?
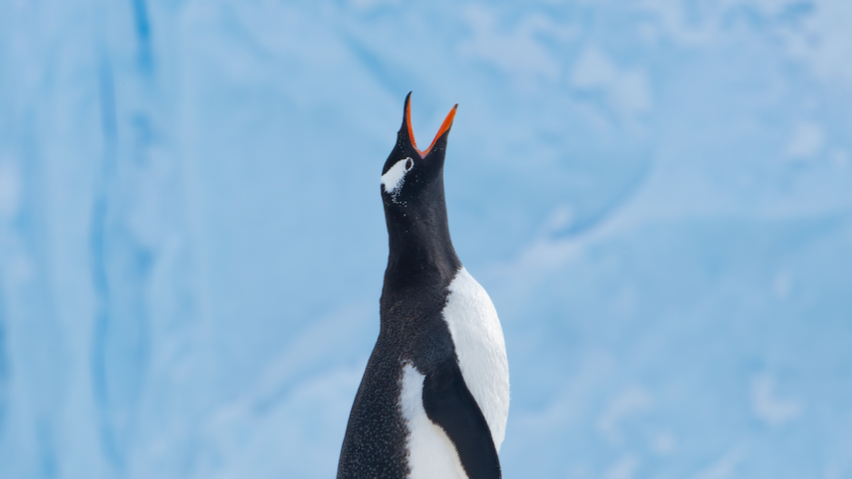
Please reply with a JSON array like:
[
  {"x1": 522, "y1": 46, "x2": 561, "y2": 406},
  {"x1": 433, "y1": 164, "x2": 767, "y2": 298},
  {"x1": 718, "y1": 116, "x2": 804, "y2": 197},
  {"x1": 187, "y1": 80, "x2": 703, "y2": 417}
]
[{"x1": 337, "y1": 93, "x2": 510, "y2": 479}]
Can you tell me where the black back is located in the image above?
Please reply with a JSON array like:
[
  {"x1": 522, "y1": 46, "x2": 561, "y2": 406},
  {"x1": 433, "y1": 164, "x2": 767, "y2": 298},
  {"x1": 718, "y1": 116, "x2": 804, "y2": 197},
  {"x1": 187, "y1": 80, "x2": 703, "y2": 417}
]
[{"x1": 337, "y1": 93, "x2": 501, "y2": 479}]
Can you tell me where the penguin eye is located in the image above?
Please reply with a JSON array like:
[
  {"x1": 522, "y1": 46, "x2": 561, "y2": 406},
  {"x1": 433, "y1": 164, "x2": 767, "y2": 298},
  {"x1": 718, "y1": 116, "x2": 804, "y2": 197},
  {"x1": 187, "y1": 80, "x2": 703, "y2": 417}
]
[{"x1": 381, "y1": 157, "x2": 415, "y2": 196}]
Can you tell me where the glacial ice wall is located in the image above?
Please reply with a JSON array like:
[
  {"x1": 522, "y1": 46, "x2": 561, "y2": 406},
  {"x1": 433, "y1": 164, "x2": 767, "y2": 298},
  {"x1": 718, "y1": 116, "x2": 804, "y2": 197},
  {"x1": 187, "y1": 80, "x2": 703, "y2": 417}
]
[{"x1": 1, "y1": 1, "x2": 851, "y2": 478}]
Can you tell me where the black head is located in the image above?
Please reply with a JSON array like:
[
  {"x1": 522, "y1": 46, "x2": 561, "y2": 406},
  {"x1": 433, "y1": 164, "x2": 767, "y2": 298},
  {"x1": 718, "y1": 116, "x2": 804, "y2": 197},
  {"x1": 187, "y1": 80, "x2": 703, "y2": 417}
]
[
  {"x1": 380, "y1": 92, "x2": 461, "y2": 285},
  {"x1": 380, "y1": 92, "x2": 458, "y2": 208}
]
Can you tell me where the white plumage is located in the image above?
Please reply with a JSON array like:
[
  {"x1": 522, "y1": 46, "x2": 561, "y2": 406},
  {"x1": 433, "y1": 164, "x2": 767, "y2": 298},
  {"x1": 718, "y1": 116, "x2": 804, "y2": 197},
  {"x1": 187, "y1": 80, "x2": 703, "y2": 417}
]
[
  {"x1": 400, "y1": 364, "x2": 469, "y2": 479},
  {"x1": 399, "y1": 267, "x2": 510, "y2": 479},
  {"x1": 442, "y1": 267, "x2": 510, "y2": 451}
]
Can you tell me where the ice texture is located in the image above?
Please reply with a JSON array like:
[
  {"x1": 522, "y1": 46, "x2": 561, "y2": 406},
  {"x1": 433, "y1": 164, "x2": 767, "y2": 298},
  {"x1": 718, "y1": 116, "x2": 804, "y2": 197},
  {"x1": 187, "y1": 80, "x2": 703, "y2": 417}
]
[{"x1": 1, "y1": 1, "x2": 851, "y2": 478}]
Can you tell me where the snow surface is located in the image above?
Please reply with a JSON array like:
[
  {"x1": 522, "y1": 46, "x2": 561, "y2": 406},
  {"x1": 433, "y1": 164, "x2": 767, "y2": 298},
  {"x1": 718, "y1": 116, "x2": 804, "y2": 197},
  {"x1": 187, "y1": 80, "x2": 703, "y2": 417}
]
[{"x1": 1, "y1": 1, "x2": 851, "y2": 478}]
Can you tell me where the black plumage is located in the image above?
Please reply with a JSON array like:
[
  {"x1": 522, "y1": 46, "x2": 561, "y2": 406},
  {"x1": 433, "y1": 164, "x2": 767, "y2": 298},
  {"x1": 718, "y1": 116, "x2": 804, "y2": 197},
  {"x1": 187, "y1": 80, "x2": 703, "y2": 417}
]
[{"x1": 337, "y1": 93, "x2": 501, "y2": 479}]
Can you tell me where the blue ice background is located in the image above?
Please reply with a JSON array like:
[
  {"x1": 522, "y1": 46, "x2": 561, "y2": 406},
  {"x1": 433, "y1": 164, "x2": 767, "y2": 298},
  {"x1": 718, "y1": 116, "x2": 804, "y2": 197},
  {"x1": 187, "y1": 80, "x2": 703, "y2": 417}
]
[{"x1": 1, "y1": 0, "x2": 852, "y2": 478}]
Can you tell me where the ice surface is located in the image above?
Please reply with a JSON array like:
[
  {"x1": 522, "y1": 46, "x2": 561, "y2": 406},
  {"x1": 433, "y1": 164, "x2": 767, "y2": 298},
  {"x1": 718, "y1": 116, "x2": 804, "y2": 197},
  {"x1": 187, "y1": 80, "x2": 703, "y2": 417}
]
[{"x1": 1, "y1": 0, "x2": 851, "y2": 478}]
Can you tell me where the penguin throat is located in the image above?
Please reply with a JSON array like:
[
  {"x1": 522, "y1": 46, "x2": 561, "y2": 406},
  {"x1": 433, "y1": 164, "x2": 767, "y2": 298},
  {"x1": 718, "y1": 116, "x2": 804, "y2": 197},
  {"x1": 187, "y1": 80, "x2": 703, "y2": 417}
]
[{"x1": 384, "y1": 204, "x2": 460, "y2": 287}]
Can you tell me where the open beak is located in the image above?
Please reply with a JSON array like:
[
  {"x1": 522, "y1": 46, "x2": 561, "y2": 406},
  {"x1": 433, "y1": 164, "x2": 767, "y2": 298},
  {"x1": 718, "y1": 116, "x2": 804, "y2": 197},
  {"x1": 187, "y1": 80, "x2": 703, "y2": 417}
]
[{"x1": 403, "y1": 92, "x2": 458, "y2": 158}]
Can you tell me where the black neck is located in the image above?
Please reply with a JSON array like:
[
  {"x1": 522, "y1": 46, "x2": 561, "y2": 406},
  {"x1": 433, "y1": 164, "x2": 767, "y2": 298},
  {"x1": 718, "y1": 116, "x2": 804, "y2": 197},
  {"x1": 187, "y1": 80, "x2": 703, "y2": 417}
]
[{"x1": 382, "y1": 181, "x2": 460, "y2": 297}]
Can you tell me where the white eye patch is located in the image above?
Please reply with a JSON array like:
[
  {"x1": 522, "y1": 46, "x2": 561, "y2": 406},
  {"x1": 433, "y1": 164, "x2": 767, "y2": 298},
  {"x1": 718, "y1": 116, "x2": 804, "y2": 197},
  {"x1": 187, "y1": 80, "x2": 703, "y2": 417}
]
[{"x1": 381, "y1": 157, "x2": 414, "y2": 195}]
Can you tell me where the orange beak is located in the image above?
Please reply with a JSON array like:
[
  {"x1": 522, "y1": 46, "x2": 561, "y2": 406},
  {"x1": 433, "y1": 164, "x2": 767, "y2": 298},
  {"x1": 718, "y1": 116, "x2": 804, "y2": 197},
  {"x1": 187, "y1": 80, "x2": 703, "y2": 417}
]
[{"x1": 405, "y1": 95, "x2": 458, "y2": 158}]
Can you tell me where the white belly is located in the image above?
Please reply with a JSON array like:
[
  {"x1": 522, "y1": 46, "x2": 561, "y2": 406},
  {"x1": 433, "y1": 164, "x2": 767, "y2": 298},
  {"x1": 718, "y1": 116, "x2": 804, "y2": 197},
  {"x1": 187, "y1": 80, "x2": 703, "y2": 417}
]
[
  {"x1": 398, "y1": 267, "x2": 509, "y2": 479},
  {"x1": 443, "y1": 267, "x2": 510, "y2": 450},
  {"x1": 400, "y1": 364, "x2": 469, "y2": 479}
]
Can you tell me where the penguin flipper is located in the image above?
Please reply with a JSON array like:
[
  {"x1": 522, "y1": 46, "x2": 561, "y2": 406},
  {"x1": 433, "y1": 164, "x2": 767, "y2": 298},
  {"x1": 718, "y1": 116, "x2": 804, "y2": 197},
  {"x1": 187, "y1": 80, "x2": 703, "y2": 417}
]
[{"x1": 422, "y1": 360, "x2": 502, "y2": 479}]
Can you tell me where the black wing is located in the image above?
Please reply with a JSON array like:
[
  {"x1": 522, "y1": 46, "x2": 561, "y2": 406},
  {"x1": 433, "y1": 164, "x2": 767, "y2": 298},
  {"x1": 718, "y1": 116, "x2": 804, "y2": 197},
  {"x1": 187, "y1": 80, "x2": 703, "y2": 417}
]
[{"x1": 421, "y1": 358, "x2": 502, "y2": 479}]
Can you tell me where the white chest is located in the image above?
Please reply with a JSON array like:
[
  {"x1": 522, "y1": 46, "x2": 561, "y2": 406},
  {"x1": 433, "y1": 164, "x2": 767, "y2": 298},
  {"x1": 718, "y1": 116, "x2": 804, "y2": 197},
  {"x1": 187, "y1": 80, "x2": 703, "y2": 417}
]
[
  {"x1": 442, "y1": 266, "x2": 510, "y2": 450},
  {"x1": 398, "y1": 267, "x2": 510, "y2": 479}
]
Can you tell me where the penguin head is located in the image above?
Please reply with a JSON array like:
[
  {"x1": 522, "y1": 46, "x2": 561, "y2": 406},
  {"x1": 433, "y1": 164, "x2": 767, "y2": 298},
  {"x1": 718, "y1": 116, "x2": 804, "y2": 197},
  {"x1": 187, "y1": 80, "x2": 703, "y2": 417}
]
[{"x1": 381, "y1": 92, "x2": 457, "y2": 207}]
